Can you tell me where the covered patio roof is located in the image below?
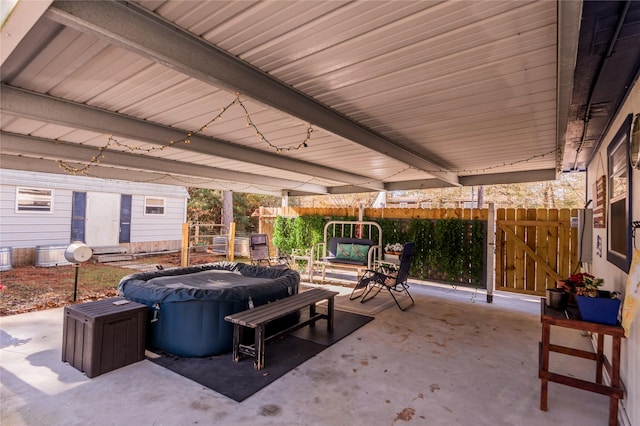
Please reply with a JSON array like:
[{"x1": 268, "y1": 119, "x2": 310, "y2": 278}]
[{"x1": 1, "y1": 1, "x2": 639, "y2": 196}]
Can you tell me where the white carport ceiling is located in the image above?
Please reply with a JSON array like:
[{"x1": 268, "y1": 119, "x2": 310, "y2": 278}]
[{"x1": 0, "y1": 0, "x2": 591, "y2": 195}]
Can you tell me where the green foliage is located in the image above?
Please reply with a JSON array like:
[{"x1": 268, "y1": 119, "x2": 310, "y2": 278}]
[
  {"x1": 187, "y1": 188, "x2": 221, "y2": 223},
  {"x1": 407, "y1": 219, "x2": 435, "y2": 280},
  {"x1": 293, "y1": 215, "x2": 326, "y2": 250},
  {"x1": 433, "y1": 219, "x2": 465, "y2": 282},
  {"x1": 272, "y1": 216, "x2": 294, "y2": 253},
  {"x1": 232, "y1": 193, "x2": 280, "y2": 234},
  {"x1": 374, "y1": 218, "x2": 408, "y2": 244},
  {"x1": 469, "y1": 221, "x2": 485, "y2": 283},
  {"x1": 426, "y1": 218, "x2": 485, "y2": 285},
  {"x1": 376, "y1": 217, "x2": 484, "y2": 286},
  {"x1": 272, "y1": 215, "x2": 327, "y2": 255},
  {"x1": 273, "y1": 214, "x2": 485, "y2": 286},
  {"x1": 187, "y1": 189, "x2": 279, "y2": 234}
]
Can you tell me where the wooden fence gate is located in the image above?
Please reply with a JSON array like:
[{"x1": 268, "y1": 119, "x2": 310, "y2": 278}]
[{"x1": 495, "y1": 208, "x2": 579, "y2": 296}]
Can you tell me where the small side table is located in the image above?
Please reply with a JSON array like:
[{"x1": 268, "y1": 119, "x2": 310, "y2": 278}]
[
  {"x1": 539, "y1": 299, "x2": 625, "y2": 426},
  {"x1": 292, "y1": 254, "x2": 312, "y2": 281},
  {"x1": 62, "y1": 297, "x2": 147, "y2": 378}
]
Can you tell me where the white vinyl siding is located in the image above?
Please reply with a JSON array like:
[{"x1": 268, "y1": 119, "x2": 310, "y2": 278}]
[
  {"x1": 1, "y1": 184, "x2": 72, "y2": 248},
  {"x1": 131, "y1": 196, "x2": 184, "y2": 242},
  {"x1": 0, "y1": 169, "x2": 188, "y2": 248}
]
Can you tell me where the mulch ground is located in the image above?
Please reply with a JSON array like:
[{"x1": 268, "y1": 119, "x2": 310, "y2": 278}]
[{"x1": 0, "y1": 253, "x2": 184, "y2": 316}]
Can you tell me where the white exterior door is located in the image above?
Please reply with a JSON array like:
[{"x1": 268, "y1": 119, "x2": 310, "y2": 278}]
[{"x1": 85, "y1": 192, "x2": 120, "y2": 247}]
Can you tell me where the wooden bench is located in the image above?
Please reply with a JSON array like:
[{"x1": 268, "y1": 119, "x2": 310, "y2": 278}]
[{"x1": 224, "y1": 288, "x2": 338, "y2": 370}]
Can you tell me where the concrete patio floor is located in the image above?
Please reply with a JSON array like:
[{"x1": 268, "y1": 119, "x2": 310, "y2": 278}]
[{"x1": 1, "y1": 281, "x2": 612, "y2": 426}]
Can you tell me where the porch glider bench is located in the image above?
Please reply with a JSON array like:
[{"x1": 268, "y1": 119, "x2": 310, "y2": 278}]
[
  {"x1": 224, "y1": 288, "x2": 338, "y2": 370},
  {"x1": 310, "y1": 221, "x2": 382, "y2": 283}
]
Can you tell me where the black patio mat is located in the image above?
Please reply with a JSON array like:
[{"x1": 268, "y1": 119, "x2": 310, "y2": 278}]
[{"x1": 146, "y1": 309, "x2": 373, "y2": 402}]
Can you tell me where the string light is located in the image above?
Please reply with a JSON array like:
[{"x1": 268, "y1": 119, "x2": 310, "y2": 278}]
[
  {"x1": 58, "y1": 90, "x2": 558, "y2": 184},
  {"x1": 237, "y1": 99, "x2": 313, "y2": 153},
  {"x1": 79, "y1": 168, "x2": 321, "y2": 194},
  {"x1": 452, "y1": 148, "x2": 560, "y2": 174},
  {"x1": 340, "y1": 147, "x2": 560, "y2": 188},
  {"x1": 70, "y1": 146, "x2": 558, "y2": 194},
  {"x1": 58, "y1": 95, "x2": 313, "y2": 174}
]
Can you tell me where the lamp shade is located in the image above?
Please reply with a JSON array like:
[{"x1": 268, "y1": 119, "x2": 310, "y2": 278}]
[{"x1": 64, "y1": 243, "x2": 93, "y2": 263}]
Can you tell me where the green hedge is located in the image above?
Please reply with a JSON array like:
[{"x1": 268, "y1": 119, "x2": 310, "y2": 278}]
[
  {"x1": 272, "y1": 215, "x2": 327, "y2": 255},
  {"x1": 272, "y1": 215, "x2": 485, "y2": 287}
]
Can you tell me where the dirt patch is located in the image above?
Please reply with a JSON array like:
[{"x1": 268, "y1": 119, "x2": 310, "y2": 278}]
[{"x1": 0, "y1": 254, "x2": 182, "y2": 316}]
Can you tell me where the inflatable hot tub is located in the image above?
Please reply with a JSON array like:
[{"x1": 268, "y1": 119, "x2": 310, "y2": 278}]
[{"x1": 117, "y1": 262, "x2": 300, "y2": 357}]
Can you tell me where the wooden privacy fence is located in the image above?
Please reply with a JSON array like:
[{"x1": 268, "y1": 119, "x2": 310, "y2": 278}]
[
  {"x1": 258, "y1": 207, "x2": 578, "y2": 297},
  {"x1": 257, "y1": 206, "x2": 488, "y2": 256},
  {"x1": 263, "y1": 206, "x2": 489, "y2": 220},
  {"x1": 495, "y1": 208, "x2": 579, "y2": 296},
  {"x1": 259, "y1": 206, "x2": 488, "y2": 287}
]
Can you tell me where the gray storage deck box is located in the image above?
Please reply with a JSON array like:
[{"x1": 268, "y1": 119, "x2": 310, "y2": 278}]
[{"x1": 62, "y1": 298, "x2": 147, "y2": 378}]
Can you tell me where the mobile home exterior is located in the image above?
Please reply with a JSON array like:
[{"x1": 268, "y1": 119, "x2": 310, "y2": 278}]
[
  {"x1": 585, "y1": 76, "x2": 639, "y2": 426},
  {"x1": 0, "y1": 169, "x2": 188, "y2": 266}
]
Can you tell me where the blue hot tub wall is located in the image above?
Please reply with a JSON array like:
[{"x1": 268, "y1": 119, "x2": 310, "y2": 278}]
[{"x1": 117, "y1": 262, "x2": 300, "y2": 357}]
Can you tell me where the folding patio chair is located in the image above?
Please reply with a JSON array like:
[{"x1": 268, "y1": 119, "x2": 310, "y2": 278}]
[
  {"x1": 249, "y1": 233, "x2": 290, "y2": 267},
  {"x1": 349, "y1": 242, "x2": 415, "y2": 311}
]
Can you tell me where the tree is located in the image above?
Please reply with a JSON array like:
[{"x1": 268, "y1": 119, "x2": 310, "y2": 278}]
[
  {"x1": 232, "y1": 192, "x2": 280, "y2": 234},
  {"x1": 187, "y1": 188, "x2": 280, "y2": 234},
  {"x1": 187, "y1": 188, "x2": 221, "y2": 223}
]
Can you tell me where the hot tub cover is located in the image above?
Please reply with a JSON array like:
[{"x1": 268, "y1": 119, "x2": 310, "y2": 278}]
[{"x1": 118, "y1": 262, "x2": 299, "y2": 304}]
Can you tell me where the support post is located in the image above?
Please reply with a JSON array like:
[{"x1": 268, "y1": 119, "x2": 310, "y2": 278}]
[
  {"x1": 486, "y1": 202, "x2": 496, "y2": 303},
  {"x1": 281, "y1": 190, "x2": 289, "y2": 217},
  {"x1": 73, "y1": 264, "x2": 79, "y2": 301},
  {"x1": 181, "y1": 222, "x2": 189, "y2": 267},
  {"x1": 229, "y1": 222, "x2": 236, "y2": 262}
]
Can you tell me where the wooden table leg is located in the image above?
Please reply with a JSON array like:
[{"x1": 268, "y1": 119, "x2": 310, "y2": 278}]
[
  {"x1": 254, "y1": 325, "x2": 265, "y2": 370},
  {"x1": 540, "y1": 322, "x2": 550, "y2": 411},
  {"x1": 608, "y1": 336, "x2": 622, "y2": 426},
  {"x1": 596, "y1": 333, "x2": 604, "y2": 384}
]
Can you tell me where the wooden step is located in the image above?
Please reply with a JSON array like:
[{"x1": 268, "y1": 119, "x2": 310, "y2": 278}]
[
  {"x1": 94, "y1": 254, "x2": 133, "y2": 262},
  {"x1": 91, "y1": 246, "x2": 128, "y2": 255}
]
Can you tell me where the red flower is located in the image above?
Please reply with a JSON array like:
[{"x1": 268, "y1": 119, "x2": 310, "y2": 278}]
[
  {"x1": 566, "y1": 272, "x2": 594, "y2": 285},
  {"x1": 559, "y1": 272, "x2": 594, "y2": 293}
]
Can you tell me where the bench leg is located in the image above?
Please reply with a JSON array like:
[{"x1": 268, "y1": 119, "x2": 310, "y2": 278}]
[
  {"x1": 232, "y1": 324, "x2": 242, "y2": 362},
  {"x1": 309, "y1": 302, "x2": 317, "y2": 328},
  {"x1": 327, "y1": 296, "x2": 335, "y2": 331},
  {"x1": 255, "y1": 325, "x2": 265, "y2": 370}
]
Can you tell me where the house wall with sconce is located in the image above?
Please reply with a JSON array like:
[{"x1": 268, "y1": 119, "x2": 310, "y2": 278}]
[{"x1": 585, "y1": 76, "x2": 640, "y2": 426}]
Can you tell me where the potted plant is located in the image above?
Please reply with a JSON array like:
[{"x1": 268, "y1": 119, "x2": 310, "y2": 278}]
[
  {"x1": 571, "y1": 275, "x2": 621, "y2": 325},
  {"x1": 556, "y1": 272, "x2": 595, "y2": 306},
  {"x1": 545, "y1": 287, "x2": 568, "y2": 309},
  {"x1": 384, "y1": 243, "x2": 403, "y2": 262},
  {"x1": 384, "y1": 243, "x2": 403, "y2": 255}
]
